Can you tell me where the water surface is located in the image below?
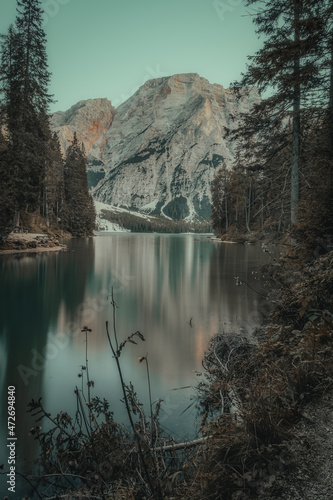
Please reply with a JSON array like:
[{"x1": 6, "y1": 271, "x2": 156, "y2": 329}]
[{"x1": 0, "y1": 233, "x2": 271, "y2": 497}]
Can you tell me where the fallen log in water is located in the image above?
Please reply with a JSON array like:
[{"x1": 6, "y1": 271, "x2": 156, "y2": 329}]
[{"x1": 153, "y1": 436, "x2": 210, "y2": 453}]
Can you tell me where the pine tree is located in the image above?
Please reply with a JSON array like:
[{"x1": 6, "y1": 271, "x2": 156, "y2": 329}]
[
  {"x1": 0, "y1": 0, "x2": 53, "y2": 229},
  {"x1": 0, "y1": 127, "x2": 15, "y2": 237},
  {"x1": 211, "y1": 166, "x2": 228, "y2": 235},
  {"x1": 232, "y1": 0, "x2": 330, "y2": 227},
  {"x1": 15, "y1": 0, "x2": 52, "y2": 111},
  {"x1": 43, "y1": 132, "x2": 64, "y2": 227},
  {"x1": 63, "y1": 134, "x2": 96, "y2": 236},
  {"x1": 0, "y1": 25, "x2": 22, "y2": 228},
  {"x1": 0, "y1": 1, "x2": 96, "y2": 239}
]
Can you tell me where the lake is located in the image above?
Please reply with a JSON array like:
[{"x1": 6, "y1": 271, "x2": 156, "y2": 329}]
[{"x1": 0, "y1": 233, "x2": 273, "y2": 497}]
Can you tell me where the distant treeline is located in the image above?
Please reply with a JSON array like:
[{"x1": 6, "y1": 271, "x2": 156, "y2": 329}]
[{"x1": 100, "y1": 209, "x2": 212, "y2": 233}]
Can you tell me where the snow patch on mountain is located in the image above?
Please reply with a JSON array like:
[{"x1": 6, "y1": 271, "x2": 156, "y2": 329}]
[
  {"x1": 94, "y1": 200, "x2": 168, "y2": 232},
  {"x1": 94, "y1": 201, "x2": 130, "y2": 233}
]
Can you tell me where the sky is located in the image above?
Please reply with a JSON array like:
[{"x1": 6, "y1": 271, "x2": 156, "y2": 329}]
[{"x1": 1, "y1": 0, "x2": 262, "y2": 113}]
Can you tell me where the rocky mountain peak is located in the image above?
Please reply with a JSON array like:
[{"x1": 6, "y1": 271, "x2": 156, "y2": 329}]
[{"x1": 50, "y1": 74, "x2": 260, "y2": 221}]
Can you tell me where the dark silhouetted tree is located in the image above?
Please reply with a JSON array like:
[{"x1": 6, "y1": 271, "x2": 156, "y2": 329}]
[
  {"x1": 43, "y1": 132, "x2": 64, "y2": 227},
  {"x1": 211, "y1": 0, "x2": 333, "y2": 248},
  {"x1": 232, "y1": 0, "x2": 331, "y2": 227},
  {"x1": 63, "y1": 134, "x2": 96, "y2": 236},
  {"x1": 0, "y1": 0, "x2": 53, "y2": 229}
]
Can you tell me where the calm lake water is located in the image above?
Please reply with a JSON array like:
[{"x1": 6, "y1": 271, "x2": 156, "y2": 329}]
[{"x1": 0, "y1": 233, "x2": 272, "y2": 497}]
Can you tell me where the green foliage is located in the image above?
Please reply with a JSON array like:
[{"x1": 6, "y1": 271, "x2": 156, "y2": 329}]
[
  {"x1": 212, "y1": 110, "x2": 333, "y2": 248},
  {"x1": 212, "y1": 163, "x2": 269, "y2": 236},
  {"x1": 211, "y1": 0, "x2": 333, "y2": 248},
  {"x1": 0, "y1": 130, "x2": 15, "y2": 237},
  {"x1": 42, "y1": 132, "x2": 64, "y2": 227},
  {"x1": 0, "y1": 1, "x2": 53, "y2": 218},
  {"x1": 63, "y1": 134, "x2": 96, "y2": 236},
  {"x1": 192, "y1": 194, "x2": 212, "y2": 220},
  {"x1": 293, "y1": 113, "x2": 333, "y2": 249},
  {"x1": 0, "y1": 1, "x2": 93, "y2": 238},
  {"x1": 163, "y1": 195, "x2": 190, "y2": 220},
  {"x1": 15, "y1": 0, "x2": 53, "y2": 111}
]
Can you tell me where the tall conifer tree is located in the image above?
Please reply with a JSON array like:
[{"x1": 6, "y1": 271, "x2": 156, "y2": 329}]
[
  {"x1": 63, "y1": 134, "x2": 96, "y2": 236},
  {"x1": 232, "y1": 0, "x2": 329, "y2": 226},
  {"x1": 43, "y1": 131, "x2": 64, "y2": 227},
  {"x1": 211, "y1": 0, "x2": 333, "y2": 241},
  {"x1": 0, "y1": 0, "x2": 53, "y2": 228}
]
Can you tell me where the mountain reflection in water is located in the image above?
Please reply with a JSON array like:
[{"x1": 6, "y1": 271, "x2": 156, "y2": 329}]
[{"x1": 0, "y1": 233, "x2": 271, "y2": 496}]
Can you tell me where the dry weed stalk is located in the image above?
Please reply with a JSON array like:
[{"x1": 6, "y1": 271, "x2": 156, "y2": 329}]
[{"x1": 26, "y1": 290, "x2": 194, "y2": 499}]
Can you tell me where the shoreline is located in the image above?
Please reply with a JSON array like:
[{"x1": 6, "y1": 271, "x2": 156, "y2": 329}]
[
  {"x1": 0, "y1": 232, "x2": 68, "y2": 255},
  {"x1": 0, "y1": 245, "x2": 67, "y2": 256},
  {"x1": 194, "y1": 249, "x2": 333, "y2": 499}
]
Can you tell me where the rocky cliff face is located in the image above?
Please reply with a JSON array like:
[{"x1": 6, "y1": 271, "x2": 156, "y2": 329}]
[
  {"x1": 50, "y1": 74, "x2": 260, "y2": 220},
  {"x1": 50, "y1": 98, "x2": 115, "y2": 157}
]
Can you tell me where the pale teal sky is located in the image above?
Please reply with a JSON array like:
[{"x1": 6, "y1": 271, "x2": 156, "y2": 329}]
[{"x1": 1, "y1": 0, "x2": 261, "y2": 113}]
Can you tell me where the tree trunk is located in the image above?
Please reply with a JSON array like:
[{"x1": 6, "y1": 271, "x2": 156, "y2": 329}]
[
  {"x1": 329, "y1": 34, "x2": 333, "y2": 160},
  {"x1": 45, "y1": 190, "x2": 50, "y2": 227},
  {"x1": 245, "y1": 198, "x2": 250, "y2": 233},
  {"x1": 247, "y1": 179, "x2": 252, "y2": 232},
  {"x1": 291, "y1": 1, "x2": 301, "y2": 226},
  {"x1": 225, "y1": 192, "x2": 228, "y2": 230},
  {"x1": 13, "y1": 207, "x2": 20, "y2": 229},
  {"x1": 245, "y1": 181, "x2": 251, "y2": 233}
]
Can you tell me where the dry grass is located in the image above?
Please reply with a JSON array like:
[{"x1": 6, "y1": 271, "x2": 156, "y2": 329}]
[{"x1": 179, "y1": 251, "x2": 333, "y2": 500}]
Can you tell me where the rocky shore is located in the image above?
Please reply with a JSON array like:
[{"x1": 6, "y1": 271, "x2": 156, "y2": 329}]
[{"x1": 0, "y1": 232, "x2": 67, "y2": 255}]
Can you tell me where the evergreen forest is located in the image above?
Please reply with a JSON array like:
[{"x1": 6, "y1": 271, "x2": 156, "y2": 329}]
[
  {"x1": 99, "y1": 208, "x2": 212, "y2": 233},
  {"x1": 0, "y1": 0, "x2": 95, "y2": 239},
  {"x1": 211, "y1": 0, "x2": 333, "y2": 250}
]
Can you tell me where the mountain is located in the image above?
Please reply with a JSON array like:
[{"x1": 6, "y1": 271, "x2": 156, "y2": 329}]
[
  {"x1": 50, "y1": 74, "x2": 260, "y2": 221},
  {"x1": 50, "y1": 98, "x2": 115, "y2": 156}
]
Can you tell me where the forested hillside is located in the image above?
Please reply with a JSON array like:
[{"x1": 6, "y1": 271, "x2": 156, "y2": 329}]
[
  {"x1": 100, "y1": 208, "x2": 212, "y2": 233},
  {"x1": 0, "y1": 0, "x2": 95, "y2": 240}
]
